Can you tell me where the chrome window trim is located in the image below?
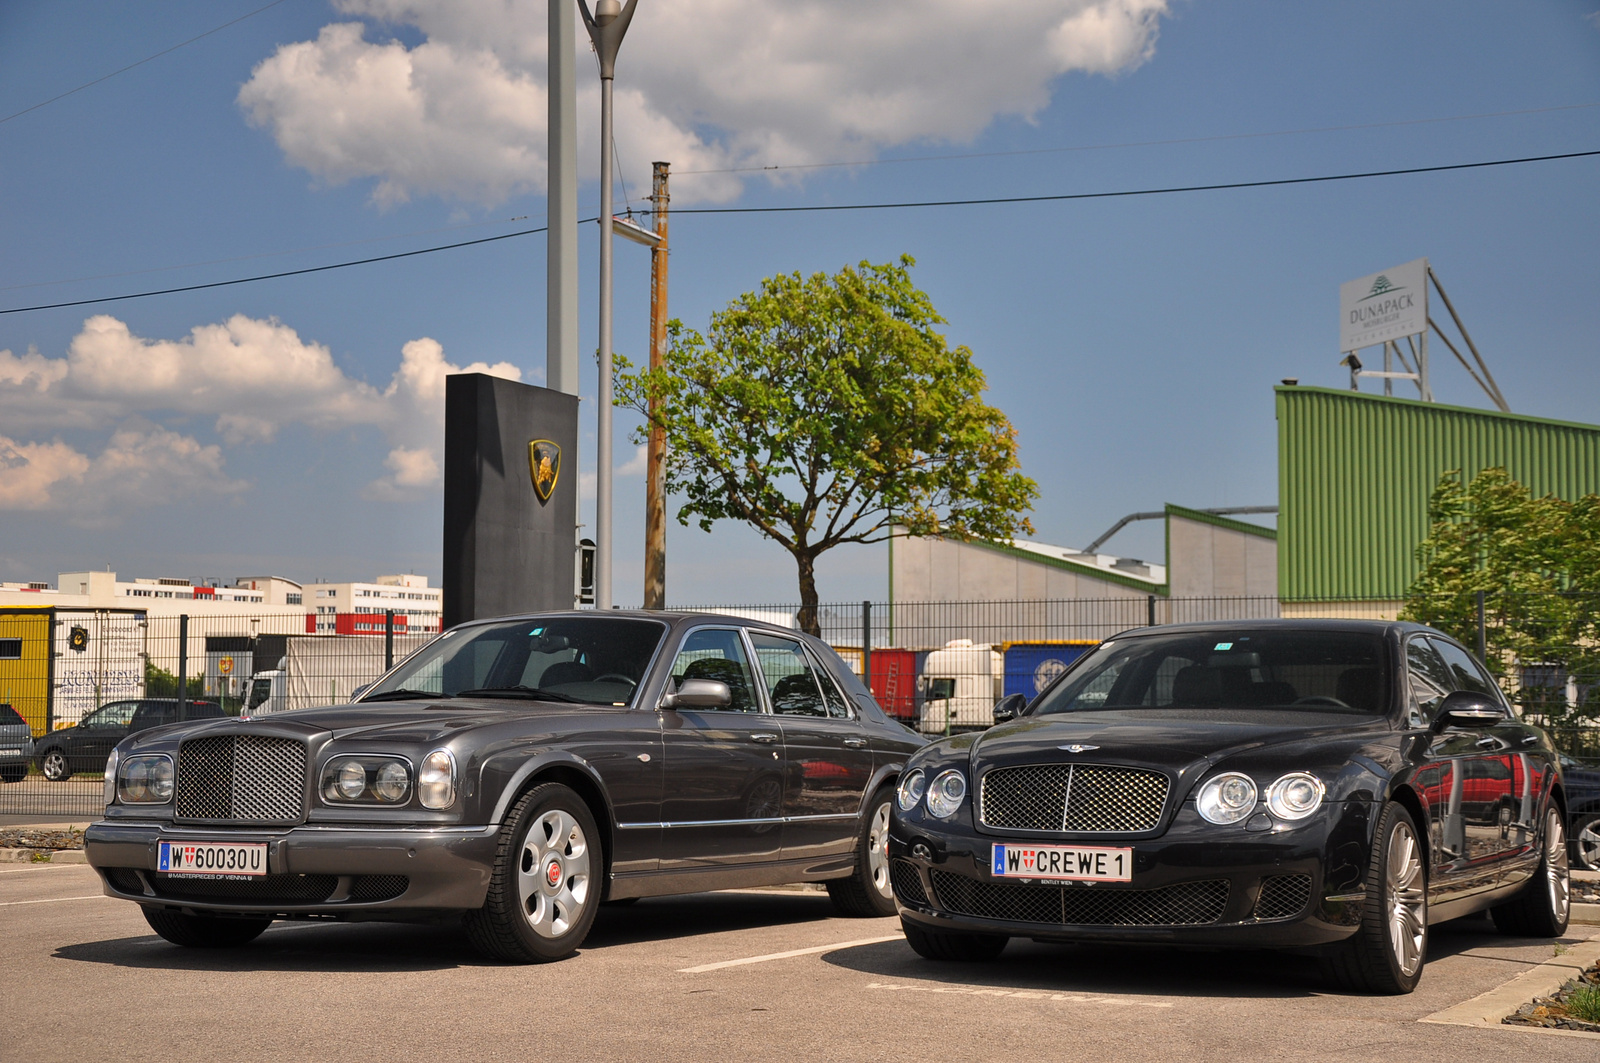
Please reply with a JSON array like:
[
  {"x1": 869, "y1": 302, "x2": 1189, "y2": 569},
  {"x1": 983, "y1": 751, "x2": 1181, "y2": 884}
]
[{"x1": 659, "y1": 622, "x2": 772, "y2": 715}]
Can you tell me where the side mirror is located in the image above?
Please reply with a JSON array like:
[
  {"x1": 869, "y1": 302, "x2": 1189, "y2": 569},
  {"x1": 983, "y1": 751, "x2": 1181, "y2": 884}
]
[
  {"x1": 659, "y1": 678, "x2": 732, "y2": 711},
  {"x1": 992, "y1": 693, "x2": 1027, "y2": 724},
  {"x1": 1431, "y1": 689, "x2": 1504, "y2": 732}
]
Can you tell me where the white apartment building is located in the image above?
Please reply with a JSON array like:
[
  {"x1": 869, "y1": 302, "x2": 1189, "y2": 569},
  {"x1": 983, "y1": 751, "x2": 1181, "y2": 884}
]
[{"x1": 305, "y1": 574, "x2": 443, "y2": 635}]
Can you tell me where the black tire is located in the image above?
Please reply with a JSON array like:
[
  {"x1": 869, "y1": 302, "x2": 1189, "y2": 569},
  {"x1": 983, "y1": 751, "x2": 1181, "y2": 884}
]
[
  {"x1": 1321, "y1": 801, "x2": 1427, "y2": 994},
  {"x1": 901, "y1": 918, "x2": 1008, "y2": 962},
  {"x1": 464, "y1": 783, "x2": 602, "y2": 963},
  {"x1": 1570, "y1": 813, "x2": 1600, "y2": 872},
  {"x1": 39, "y1": 749, "x2": 71, "y2": 782},
  {"x1": 1491, "y1": 806, "x2": 1571, "y2": 938},
  {"x1": 142, "y1": 907, "x2": 272, "y2": 948},
  {"x1": 827, "y1": 787, "x2": 897, "y2": 918},
  {"x1": 0, "y1": 765, "x2": 26, "y2": 784}
]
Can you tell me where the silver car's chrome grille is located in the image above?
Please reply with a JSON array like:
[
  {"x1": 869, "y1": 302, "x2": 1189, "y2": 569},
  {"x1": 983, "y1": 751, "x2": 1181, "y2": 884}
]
[
  {"x1": 930, "y1": 871, "x2": 1229, "y2": 927},
  {"x1": 175, "y1": 735, "x2": 306, "y2": 823},
  {"x1": 979, "y1": 763, "x2": 1169, "y2": 833}
]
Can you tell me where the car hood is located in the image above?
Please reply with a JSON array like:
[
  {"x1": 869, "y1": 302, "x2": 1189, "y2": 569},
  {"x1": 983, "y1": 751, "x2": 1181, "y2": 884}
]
[
  {"x1": 970, "y1": 708, "x2": 1390, "y2": 783},
  {"x1": 132, "y1": 698, "x2": 616, "y2": 749}
]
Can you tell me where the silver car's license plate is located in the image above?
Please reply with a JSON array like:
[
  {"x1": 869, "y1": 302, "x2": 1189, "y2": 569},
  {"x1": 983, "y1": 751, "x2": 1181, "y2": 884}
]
[
  {"x1": 992, "y1": 843, "x2": 1132, "y2": 882},
  {"x1": 0, "y1": 748, "x2": 21, "y2": 757},
  {"x1": 157, "y1": 841, "x2": 267, "y2": 877}
]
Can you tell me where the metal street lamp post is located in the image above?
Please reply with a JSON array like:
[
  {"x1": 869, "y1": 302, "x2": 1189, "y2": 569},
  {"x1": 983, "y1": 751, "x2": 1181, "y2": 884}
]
[{"x1": 578, "y1": 0, "x2": 638, "y2": 610}]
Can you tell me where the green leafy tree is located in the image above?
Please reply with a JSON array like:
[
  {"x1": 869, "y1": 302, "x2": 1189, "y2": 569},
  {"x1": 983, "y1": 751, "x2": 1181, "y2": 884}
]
[
  {"x1": 144, "y1": 659, "x2": 204, "y2": 699},
  {"x1": 1401, "y1": 467, "x2": 1600, "y2": 724},
  {"x1": 617, "y1": 256, "x2": 1038, "y2": 635}
]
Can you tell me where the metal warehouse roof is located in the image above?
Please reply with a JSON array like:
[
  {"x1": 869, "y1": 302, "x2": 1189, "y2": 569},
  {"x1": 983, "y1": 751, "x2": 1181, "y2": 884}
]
[{"x1": 1276, "y1": 386, "x2": 1600, "y2": 600}]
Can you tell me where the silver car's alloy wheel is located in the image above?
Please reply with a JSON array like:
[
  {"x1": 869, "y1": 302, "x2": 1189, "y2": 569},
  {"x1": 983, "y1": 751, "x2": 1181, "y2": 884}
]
[
  {"x1": 1386, "y1": 820, "x2": 1426, "y2": 978},
  {"x1": 516, "y1": 809, "x2": 591, "y2": 939},
  {"x1": 868, "y1": 800, "x2": 891, "y2": 899},
  {"x1": 1545, "y1": 810, "x2": 1570, "y2": 924},
  {"x1": 1574, "y1": 816, "x2": 1600, "y2": 872}
]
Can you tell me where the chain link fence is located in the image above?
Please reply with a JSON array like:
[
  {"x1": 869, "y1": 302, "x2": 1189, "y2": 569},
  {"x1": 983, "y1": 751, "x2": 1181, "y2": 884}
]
[{"x1": 4, "y1": 594, "x2": 1595, "y2": 821}]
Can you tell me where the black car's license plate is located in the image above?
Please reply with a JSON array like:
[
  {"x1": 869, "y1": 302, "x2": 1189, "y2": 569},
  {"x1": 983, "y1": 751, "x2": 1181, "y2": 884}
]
[{"x1": 992, "y1": 843, "x2": 1132, "y2": 881}]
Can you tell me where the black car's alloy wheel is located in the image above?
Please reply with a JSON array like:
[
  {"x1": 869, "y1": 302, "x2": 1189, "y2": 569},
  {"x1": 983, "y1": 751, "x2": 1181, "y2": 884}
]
[
  {"x1": 827, "y1": 787, "x2": 897, "y2": 918},
  {"x1": 142, "y1": 908, "x2": 273, "y2": 948},
  {"x1": 901, "y1": 919, "x2": 1008, "y2": 962},
  {"x1": 1491, "y1": 807, "x2": 1570, "y2": 938},
  {"x1": 465, "y1": 782, "x2": 601, "y2": 963},
  {"x1": 1571, "y1": 814, "x2": 1600, "y2": 872},
  {"x1": 39, "y1": 749, "x2": 71, "y2": 782},
  {"x1": 1321, "y1": 801, "x2": 1427, "y2": 995}
]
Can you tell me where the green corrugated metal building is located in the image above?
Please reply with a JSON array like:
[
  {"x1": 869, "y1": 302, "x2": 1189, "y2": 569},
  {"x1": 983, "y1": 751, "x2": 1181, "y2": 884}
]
[{"x1": 1277, "y1": 386, "x2": 1600, "y2": 603}]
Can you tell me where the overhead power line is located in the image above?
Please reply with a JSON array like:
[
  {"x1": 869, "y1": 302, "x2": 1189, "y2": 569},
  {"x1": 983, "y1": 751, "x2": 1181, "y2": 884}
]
[
  {"x1": 3, "y1": 147, "x2": 1596, "y2": 317},
  {"x1": 678, "y1": 102, "x2": 1600, "y2": 176},
  {"x1": 0, "y1": 0, "x2": 295, "y2": 127}
]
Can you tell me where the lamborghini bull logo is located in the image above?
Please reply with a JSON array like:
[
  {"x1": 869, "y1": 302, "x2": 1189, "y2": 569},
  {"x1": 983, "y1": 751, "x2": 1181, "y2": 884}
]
[{"x1": 529, "y1": 440, "x2": 561, "y2": 503}]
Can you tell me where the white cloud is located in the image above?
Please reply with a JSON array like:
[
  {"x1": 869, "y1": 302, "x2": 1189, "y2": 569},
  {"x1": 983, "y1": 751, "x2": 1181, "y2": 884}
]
[
  {"x1": 0, "y1": 315, "x2": 524, "y2": 515},
  {"x1": 238, "y1": 0, "x2": 1171, "y2": 207},
  {"x1": 617, "y1": 444, "x2": 648, "y2": 477}
]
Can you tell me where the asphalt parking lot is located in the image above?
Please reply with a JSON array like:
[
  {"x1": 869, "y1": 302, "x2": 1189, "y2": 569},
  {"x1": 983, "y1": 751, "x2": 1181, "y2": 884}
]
[{"x1": 3, "y1": 862, "x2": 1596, "y2": 1062}]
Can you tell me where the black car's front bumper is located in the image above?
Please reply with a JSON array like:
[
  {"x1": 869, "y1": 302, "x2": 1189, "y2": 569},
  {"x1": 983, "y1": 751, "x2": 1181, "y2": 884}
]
[
  {"x1": 85, "y1": 820, "x2": 499, "y2": 920},
  {"x1": 890, "y1": 801, "x2": 1373, "y2": 948}
]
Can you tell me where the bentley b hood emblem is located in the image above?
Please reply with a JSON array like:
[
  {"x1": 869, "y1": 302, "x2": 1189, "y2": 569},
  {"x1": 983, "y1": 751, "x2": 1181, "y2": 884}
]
[
  {"x1": 529, "y1": 440, "x2": 561, "y2": 503},
  {"x1": 1058, "y1": 743, "x2": 1099, "y2": 753}
]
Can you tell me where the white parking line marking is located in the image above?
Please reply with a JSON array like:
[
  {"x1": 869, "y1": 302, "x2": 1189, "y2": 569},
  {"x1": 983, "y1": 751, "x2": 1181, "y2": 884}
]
[
  {"x1": 0, "y1": 863, "x2": 85, "y2": 874},
  {"x1": 0, "y1": 894, "x2": 108, "y2": 907},
  {"x1": 864, "y1": 982, "x2": 1173, "y2": 1007},
  {"x1": 680, "y1": 934, "x2": 902, "y2": 973}
]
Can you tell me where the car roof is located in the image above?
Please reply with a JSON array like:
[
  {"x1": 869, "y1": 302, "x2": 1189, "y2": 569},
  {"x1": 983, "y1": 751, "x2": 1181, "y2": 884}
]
[
  {"x1": 450, "y1": 610, "x2": 807, "y2": 638},
  {"x1": 1108, "y1": 617, "x2": 1439, "y2": 640}
]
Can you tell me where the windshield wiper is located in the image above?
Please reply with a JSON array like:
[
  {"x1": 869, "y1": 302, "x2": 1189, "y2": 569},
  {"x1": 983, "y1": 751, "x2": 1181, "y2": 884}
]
[
  {"x1": 454, "y1": 685, "x2": 584, "y2": 703},
  {"x1": 359, "y1": 688, "x2": 453, "y2": 702}
]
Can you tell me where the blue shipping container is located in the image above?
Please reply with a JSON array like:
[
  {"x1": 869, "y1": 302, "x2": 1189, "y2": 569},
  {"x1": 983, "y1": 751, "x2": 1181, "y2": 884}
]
[{"x1": 1002, "y1": 642, "x2": 1096, "y2": 700}]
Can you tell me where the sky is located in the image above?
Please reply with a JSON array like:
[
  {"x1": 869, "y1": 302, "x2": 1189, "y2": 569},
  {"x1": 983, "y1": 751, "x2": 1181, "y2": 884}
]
[{"x1": 1, "y1": 0, "x2": 1598, "y2": 607}]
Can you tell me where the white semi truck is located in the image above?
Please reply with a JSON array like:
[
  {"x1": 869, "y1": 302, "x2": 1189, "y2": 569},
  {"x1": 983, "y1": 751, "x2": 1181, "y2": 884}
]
[
  {"x1": 242, "y1": 633, "x2": 431, "y2": 716},
  {"x1": 917, "y1": 639, "x2": 1004, "y2": 734}
]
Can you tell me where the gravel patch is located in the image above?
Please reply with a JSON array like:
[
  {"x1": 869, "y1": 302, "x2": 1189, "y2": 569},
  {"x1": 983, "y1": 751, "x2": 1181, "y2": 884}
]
[
  {"x1": 1504, "y1": 958, "x2": 1600, "y2": 1033},
  {"x1": 0, "y1": 827, "x2": 85, "y2": 852}
]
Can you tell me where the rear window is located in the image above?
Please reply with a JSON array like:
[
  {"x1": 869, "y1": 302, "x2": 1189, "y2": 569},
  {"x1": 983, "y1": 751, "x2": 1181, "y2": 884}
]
[
  {"x1": 1032, "y1": 629, "x2": 1390, "y2": 716},
  {"x1": 0, "y1": 704, "x2": 25, "y2": 726}
]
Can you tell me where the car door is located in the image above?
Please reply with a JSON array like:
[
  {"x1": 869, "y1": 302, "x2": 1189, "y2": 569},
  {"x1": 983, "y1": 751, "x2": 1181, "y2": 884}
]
[
  {"x1": 747, "y1": 631, "x2": 874, "y2": 861},
  {"x1": 657, "y1": 626, "x2": 786, "y2": 869},
  {"x1": 1432, "y1": 638, "x2": 1550, "y2": 867}
]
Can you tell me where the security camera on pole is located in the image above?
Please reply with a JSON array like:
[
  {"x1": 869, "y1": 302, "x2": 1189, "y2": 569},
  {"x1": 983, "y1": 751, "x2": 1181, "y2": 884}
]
[{"x1": 577, "y1": 0, "x2": 638, "y2": 610}]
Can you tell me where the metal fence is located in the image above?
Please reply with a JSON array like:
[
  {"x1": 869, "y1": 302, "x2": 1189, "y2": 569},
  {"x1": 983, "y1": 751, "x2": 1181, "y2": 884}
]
[{"x1": 4, "y1": 595, "x2": 1596, "y2": 821}]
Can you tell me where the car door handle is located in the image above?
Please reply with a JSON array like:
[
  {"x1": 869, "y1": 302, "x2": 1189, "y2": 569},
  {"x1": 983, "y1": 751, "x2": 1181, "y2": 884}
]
[
  {"x1": 750, "y1": 732, "x2": 779, "y2": 744},
  {"x1": 842, "y1": 737, "x2": 868, "y2": 749},
  {"x1": 1475, "y1": 736, "x2": 1499, "y2": 748}
]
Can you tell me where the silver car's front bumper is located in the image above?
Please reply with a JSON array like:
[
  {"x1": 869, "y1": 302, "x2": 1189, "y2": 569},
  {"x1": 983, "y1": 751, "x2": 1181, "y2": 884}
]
[{"x1": 85, "y1": 820, "x2": 499, "y2": 918}]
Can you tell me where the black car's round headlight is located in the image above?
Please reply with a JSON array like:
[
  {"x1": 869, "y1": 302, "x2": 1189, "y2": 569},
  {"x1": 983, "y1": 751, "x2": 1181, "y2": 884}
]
[
  {"x1": 1196, "y1": 772, "x2": 1257, "y2": 824},
  {"x1": 897, "y1": 769, "x2": 926, "y2": 812},
  {"x1": 1266, "y1": 772, "x2": 1325, "y2": 820}
]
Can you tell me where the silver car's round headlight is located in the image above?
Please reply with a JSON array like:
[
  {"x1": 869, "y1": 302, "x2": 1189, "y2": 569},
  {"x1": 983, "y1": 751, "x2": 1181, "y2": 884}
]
[
  {"x1": 925, "y1": 769, "x2": 967, "y2": 819},
  {"x1": 1266, "y1": 772, "x2": 1325, "y2": 820},
  {"x1": 116, "y1": 754, "x2": 174, "y2": 804},
  {"x1": 335, "y1": 759, "x2": 367, "y2": 800},
  {"x1": 1196, "y1": 772, "x2": 1257, "y2": 824},
  {"x1": 374, "y1": 761, "x2": 410, "y2": 803},
  {"x1": 897, "y1": 769, "x2": 926, "y2": 812}
]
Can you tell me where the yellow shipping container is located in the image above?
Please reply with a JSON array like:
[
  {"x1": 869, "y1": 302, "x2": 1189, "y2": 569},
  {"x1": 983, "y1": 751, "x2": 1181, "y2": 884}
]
[{"x1": 0, "y1": 609, "x2": 52, "y2": 737}]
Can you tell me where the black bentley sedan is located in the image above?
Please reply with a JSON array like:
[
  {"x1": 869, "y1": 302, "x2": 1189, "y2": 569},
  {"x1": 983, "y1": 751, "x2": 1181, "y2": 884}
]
[
  {"x1": 889, "y1": 620, "x2": 1571, "y2": 994},
  {"x1": 84, "y1": 612, "x2": 922, "y2": 961}
]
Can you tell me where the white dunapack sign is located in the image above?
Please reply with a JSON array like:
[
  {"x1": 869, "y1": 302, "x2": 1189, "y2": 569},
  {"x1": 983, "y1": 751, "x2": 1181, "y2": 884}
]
[{"x1": 1340, "y1": 257, "x2": 1428, "y2": 351}]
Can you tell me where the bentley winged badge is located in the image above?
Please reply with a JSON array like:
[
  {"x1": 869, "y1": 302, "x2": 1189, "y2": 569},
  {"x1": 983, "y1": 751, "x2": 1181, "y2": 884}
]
[{"x1": 528, "y1": 440, "x2": 561, "y2": 503}]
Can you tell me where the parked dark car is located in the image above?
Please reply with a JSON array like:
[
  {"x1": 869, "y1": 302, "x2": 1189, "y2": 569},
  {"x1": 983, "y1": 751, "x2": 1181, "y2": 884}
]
[
  {"x1": 1560, "y1": 754, "x2": 1600, "y2": 871},
  {"x1": 0, "y1": 704, "x2": 35, "y2": 783},
  {"x1": 36, "y1": 698, "x2": 225, "y2": 780},
  {"x1": 84, "y1": 612, "x2": 924, "y2": 961},
  {"x1": 889, "y1": 620, "x2": 1571, "y2": 994}
]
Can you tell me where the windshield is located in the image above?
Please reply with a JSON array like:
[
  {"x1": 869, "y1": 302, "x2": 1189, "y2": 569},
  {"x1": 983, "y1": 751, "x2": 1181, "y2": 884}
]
[
  {"x1": 361, "y1": 616, "x2": 667, "y2": 706},
  {"x1": 1031, "y1": 630, "x2": 1390, "y2": 716}
]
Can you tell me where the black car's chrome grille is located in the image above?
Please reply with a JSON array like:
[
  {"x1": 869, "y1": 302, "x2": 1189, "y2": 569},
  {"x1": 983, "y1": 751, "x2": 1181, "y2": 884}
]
[
  {"x1": 931, "y1": 871, "x2": 1229, "y2": 927},
  {"x1": 979, "y1": 764, "x2": 1169, "y2": 832},
  {"x1": 1253, "y1": 874, "x2": 1312, "y2": 921},
  {"x1": 890, "y1": 860, "x2": 929, "y2": 907},
  {"x1": 175, "y1": 735, "x2": 306, "y2": 823}
]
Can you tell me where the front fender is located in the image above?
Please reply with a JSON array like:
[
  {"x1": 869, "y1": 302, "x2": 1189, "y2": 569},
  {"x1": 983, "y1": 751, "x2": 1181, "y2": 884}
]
[{"x1": 479, "y1": 747, "x2": 616, "y2": 828}]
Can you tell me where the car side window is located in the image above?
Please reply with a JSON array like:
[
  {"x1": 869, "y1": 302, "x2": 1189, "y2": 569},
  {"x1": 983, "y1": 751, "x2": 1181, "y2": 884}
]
[
  {"x1": 132, "y1": 703, "x2": 173, "y2": 729},
  {"x1": 1405, "y1": 637, "x2": 1454, "y2": 727},
  {"x1": 1431, "y1": 639, "x2": 1503, "y2": 705},
  {"x1": 807, "y1": 648, "x2": 853, "y2": 719},
  {"x1": 85, "y1": 701, "x2": 137, "y2": 729},
  {"x1": 668, "y1": 628, "x2": 761, "y2": 713},
  {"x1": 749, "y1": 632, "x2": 827, "y2": 717}
]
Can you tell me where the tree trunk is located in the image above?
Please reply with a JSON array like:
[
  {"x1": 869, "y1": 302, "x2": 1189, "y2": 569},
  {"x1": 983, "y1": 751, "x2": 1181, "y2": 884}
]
[{"x1": 795, "y1": 550, "x2": 821, "y2": 637}]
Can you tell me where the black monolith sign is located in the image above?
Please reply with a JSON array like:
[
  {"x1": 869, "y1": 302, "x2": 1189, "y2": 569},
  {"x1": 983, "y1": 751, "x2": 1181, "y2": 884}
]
[{"x1": 442, "y1": 373, "x2": 579, "y2": 628}]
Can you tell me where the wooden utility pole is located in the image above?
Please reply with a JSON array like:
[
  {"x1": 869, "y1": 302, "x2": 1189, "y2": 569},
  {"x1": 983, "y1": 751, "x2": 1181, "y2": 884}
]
[{"x1": 643, "y1": 161, "x2": 669, "y2": 609}]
